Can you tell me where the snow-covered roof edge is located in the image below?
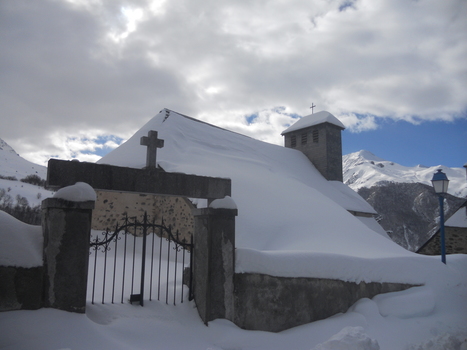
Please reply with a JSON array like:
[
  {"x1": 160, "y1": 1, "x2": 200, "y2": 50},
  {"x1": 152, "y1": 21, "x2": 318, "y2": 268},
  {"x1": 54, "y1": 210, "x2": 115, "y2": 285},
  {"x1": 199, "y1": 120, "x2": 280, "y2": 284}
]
[
  {"x1": 445, "y1": 201, "x2": 467, "y2": 228},
  {"x1": 416, "y1": 199, "x2": 467, "y2": 252},
  {"x1": 281, "y1": 111, "x2": 345, "y2": 135}
]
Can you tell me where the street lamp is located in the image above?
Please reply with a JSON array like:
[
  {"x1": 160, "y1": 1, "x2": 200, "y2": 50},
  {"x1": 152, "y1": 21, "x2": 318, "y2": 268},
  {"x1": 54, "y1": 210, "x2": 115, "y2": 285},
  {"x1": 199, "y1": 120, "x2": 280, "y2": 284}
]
[{"x1": 431, "y1": 169, "x2": 449, "y2": 264}]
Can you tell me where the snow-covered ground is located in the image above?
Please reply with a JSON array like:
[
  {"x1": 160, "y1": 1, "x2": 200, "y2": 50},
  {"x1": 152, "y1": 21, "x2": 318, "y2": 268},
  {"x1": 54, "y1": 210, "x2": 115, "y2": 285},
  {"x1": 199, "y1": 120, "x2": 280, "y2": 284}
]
[
  {"x1": 1, "y1": 210, "x2": 467, "y2": 349},
  {"x1": 0, "y1": 178, "x2": 52, "y2": 208},
  {"x1": 0, "y1": 138, "x2": 52, "y2": 208},
  {"x1": 1, "y1": 281, "x2": 466, "y2": 350}
]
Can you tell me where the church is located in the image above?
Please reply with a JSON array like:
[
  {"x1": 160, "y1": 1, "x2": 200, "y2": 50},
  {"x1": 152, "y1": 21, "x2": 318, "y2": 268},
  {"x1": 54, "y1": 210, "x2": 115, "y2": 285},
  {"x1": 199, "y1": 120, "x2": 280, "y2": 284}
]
[
  {"x1": 92, "y1": 108, "x2": 388, "y2": 241},
  {"x1": 86, "y1": 108, "x2": 437, "y2": 331}
]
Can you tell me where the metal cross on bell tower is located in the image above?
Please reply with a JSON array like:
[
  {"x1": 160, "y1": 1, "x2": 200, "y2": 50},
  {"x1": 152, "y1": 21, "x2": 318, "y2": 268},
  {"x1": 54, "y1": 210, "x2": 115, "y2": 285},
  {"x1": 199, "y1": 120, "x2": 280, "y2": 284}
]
[
  {"x1": 140, "y1": 130, "x2": 164, "y2": 169},
  {"x1": 310, "y1": 103, "x2": 316, "y2": 114}
]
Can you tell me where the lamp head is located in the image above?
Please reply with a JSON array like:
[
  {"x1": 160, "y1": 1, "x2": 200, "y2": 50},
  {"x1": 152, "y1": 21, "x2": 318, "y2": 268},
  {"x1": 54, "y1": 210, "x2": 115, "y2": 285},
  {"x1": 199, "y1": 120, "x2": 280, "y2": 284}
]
[{"x1": 431, "y1": 169, "x2": 449, "y2": 195}]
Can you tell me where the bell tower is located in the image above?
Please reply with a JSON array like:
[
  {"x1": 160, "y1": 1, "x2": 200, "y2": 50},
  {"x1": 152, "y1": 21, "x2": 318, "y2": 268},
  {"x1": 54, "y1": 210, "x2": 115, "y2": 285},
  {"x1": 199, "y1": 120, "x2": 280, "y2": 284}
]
[{"x1": 282, "y1": 111, "x2": 345, "y2": 182}]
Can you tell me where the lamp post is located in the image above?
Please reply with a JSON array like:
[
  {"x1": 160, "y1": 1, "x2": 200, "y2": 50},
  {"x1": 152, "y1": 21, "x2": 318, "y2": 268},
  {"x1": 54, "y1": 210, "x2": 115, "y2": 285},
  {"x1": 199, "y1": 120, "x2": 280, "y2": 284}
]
[{"x1": 431, "y1": 169, "x2": 449, "y2": 264}]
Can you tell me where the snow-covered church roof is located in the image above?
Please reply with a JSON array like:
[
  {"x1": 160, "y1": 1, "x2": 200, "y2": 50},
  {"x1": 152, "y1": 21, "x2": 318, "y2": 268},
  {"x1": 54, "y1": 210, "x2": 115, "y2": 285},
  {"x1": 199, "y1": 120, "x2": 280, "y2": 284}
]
[
  {"x1": 281, "y1": 110, "x2": 345, "y2": 135},
  {"x1": 99, "y1": 109, "x2": 434, "y2": 284}
]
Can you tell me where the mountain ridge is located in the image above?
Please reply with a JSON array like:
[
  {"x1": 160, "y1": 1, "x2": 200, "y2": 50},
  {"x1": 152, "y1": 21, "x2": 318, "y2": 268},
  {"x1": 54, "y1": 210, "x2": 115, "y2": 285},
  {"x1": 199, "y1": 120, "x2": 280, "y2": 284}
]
[
  {"x1": 342, "y1": 150, "x2": 466, "y2": 251},
  {"x1": 0, "y1": 139, "x2": 47, "y2": 180},
  {"x1": 343, "y1": 150, "x2": 466, "y2": 198},
  {"x1": 358, "y1": 182, "x2": 465, "y2": 251}
]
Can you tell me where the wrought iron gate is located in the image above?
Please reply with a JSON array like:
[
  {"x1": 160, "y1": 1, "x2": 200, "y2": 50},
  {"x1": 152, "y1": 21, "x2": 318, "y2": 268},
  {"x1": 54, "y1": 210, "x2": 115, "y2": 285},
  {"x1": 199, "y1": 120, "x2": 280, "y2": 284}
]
[{"x1": 88, "y1": 212, "x2": 193, "y2": 306}]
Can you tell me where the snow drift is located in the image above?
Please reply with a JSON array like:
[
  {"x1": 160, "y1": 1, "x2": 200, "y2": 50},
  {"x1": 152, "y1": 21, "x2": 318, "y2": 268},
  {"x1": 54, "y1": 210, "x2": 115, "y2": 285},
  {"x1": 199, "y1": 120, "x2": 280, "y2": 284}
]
[{"x1": 0, "y1": 210, "x2": 42, "y2": 267}]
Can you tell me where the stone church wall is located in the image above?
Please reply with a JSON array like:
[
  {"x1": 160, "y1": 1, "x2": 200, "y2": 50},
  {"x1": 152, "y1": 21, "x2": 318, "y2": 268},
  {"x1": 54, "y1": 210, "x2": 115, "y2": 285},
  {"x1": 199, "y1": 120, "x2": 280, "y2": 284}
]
[
  {"x1": 0, "y1": 266, "x2": 43, "y2": 311},
  {"x1": 92, "y1": 191, "x2": 194, "y2": 242}
]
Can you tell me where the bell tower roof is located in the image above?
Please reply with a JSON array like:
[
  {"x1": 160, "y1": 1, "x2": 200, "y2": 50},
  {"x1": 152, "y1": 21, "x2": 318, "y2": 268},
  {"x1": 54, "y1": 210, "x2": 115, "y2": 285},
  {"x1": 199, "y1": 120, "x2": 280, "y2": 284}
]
[{"x1": 281, "y1": 111, "x2": 345, "y2": 135}]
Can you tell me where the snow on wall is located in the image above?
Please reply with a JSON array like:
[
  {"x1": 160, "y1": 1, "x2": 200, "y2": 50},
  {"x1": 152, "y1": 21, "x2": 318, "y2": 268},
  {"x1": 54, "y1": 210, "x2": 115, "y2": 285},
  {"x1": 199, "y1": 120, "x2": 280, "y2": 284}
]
[
  {"x1": 53, "y1": 182, "x2": 96, "y2": 202},
  {"x1": 0, "y1": 210, "x2": 42, "y2": 267},
  {"x1": 209, "y1": 196, "x2": 237, "y2": 209}
]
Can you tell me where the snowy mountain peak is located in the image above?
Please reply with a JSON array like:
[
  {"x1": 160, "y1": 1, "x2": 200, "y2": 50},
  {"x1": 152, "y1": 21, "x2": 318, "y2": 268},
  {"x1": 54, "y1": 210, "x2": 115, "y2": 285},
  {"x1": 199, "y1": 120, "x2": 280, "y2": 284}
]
[
  {"x1": 345, "y1": 150, "x2": 385, "y2": 163},
  {"x1": 0, "y1": 137, "x2": 47, "y2": 180},
  {"x1": 0, "y1": 138, "x2": 19, "y2": 157},
  {"x1": 343, "y1": 150, "x2": 467, "y2": 198}
]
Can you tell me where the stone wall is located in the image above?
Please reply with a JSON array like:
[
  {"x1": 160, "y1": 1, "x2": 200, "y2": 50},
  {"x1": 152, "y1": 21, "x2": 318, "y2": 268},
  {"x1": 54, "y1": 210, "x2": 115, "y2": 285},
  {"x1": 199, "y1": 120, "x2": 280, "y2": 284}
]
[
  {"x1": 42, "y1": 198, "x2": 95, "y2": 313},
  {"x1": 192, "y1": 207, "x2": 236, "y2": 324},
  {"x1": 234, "y1": 273, "x2": 416, "y2": 332},
  {"x1": 0, "y1": 266, "x2": 43, "y2": 311},
  {"x1": 418, "y1": 226, "x2": 467, "y2": 255},
  {"x1": 92, "y1": 191, "x2": 194, "y2": 242}
]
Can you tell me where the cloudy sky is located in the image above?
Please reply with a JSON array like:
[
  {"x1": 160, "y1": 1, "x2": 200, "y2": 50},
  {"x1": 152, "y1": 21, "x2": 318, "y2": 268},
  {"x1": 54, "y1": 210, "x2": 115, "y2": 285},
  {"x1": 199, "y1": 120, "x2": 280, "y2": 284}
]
[{"x1": 1, "y1": 0, "x2": 466, "y2": 168}]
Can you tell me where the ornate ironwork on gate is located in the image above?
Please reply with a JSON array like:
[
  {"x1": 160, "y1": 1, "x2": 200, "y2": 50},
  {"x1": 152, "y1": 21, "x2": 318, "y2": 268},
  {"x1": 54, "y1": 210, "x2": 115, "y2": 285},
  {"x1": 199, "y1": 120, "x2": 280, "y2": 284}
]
[{"x1": 88, "y1": 212, "x2": 193, "y2": 306}]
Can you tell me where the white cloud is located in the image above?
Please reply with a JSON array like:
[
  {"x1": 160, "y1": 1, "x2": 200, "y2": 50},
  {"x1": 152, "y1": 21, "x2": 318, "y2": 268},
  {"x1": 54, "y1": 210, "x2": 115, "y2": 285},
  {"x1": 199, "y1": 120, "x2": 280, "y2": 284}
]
[
  {"x1": 338, "y1": 113, "x2": 378, "y2": 133},
  {"x1": 20, "y1": 131, "x2": 124, "y2": 166},
  {"x1": 211, "y1": 107, "x2": 300, "y2": 146},
  {"x1": 0, "y1": 0, "x2": 466, "y2": 164}
]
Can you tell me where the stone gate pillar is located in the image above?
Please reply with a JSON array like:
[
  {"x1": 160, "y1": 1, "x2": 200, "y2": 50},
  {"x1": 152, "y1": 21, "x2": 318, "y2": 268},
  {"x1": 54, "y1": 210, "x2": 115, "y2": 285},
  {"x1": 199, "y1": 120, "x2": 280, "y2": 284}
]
[
  {"x1": 192, "y1": 197, "x2": 237, "y2": 324},
  {"x1": 41, "y1": 197, "x2": 95, "y2": 313}
]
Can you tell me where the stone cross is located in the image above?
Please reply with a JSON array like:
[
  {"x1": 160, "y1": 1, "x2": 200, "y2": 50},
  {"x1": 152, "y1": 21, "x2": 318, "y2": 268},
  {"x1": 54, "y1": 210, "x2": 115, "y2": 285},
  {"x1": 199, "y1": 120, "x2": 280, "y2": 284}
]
[{"x1": 140, "y1": 130, "x2": 164, "y2": 168}]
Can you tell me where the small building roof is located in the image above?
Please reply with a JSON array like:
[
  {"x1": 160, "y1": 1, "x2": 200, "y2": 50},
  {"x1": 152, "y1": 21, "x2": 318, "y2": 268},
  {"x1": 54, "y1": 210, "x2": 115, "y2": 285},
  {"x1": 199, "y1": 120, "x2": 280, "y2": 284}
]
[
  {"x1": 281, "y1": 111, "x2": 345, "y2": 135},
  {"x1": 445, "y1": 202, "x2": 467, "y2": 228},
  {"x1": 416, "y1": 200, "x2": 467, "y2": 253}
]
